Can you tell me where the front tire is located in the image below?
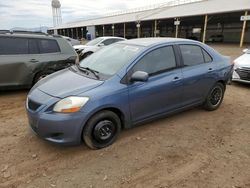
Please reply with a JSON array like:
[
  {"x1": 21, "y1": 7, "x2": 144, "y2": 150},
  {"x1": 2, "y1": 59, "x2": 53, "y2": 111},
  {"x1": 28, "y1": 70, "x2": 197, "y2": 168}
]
[
  {"x1": 203, "y1": 82, "x2": 225, "y2": 111},
  {"x1": 82, "y1": 111, "x2": 121, "y2": 149}
]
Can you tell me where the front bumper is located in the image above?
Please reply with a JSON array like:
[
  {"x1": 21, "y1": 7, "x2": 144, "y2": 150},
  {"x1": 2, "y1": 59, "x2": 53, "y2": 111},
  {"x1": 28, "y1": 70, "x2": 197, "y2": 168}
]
[
  {"x1": 27, "y1": 110, "x2": 88, "y2": 145},
  {"x1": 232, "y1": 68, "x2": 250, "y2": 84},
  {"x1": 26, "y1": 89, "x2": 88, "y2": 146}
]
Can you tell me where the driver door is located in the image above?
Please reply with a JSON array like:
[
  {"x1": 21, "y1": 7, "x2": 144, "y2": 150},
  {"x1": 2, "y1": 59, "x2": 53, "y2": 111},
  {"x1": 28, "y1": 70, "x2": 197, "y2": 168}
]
[{"x1": 127, "y1": 45, "x2": 183, "y2": 124}]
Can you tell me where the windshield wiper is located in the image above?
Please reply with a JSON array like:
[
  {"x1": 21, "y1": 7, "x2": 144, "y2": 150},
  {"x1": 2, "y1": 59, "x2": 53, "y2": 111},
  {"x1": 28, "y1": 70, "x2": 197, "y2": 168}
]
[
  {"x1": 76, "y1": 64, "x2": 99, "y2": 79},
  {"x1": 82, "y1": 67, "x2": 100, "y2": 79},
  {"x1": 76, "y1": 63, "x2": 88, "y2": 74}
]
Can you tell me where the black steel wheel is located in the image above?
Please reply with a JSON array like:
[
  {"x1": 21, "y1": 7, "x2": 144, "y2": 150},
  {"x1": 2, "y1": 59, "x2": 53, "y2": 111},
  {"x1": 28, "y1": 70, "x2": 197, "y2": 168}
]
[
  {"x1": 82, "y1": 110, "x2": 121, "y2": 149},
  {"x1": 203, "y1": 82, "x2": 225, "y2": 111}
]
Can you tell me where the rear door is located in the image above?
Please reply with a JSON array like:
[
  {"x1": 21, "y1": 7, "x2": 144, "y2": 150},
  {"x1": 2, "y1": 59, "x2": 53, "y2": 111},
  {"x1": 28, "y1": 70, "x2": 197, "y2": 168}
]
[
  {"x1": 128, "y1": 45, "x2": 183, "y2": 123},
  {"x1": 178, "y1": 44, "x2": 216, "y2": 106}
]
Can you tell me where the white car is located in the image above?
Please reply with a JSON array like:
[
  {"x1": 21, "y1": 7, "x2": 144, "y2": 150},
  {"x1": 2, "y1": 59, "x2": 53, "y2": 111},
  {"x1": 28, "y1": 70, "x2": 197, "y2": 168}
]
[
  {"x1": 74, "y1": 36, "x2": 126, "y2": 60},
  {"x1": 232, "y1": 48, "x2": 250, "y2": 84},
  {"x1": 62, "y1": 36, "x2": 80, "y2": 46}
]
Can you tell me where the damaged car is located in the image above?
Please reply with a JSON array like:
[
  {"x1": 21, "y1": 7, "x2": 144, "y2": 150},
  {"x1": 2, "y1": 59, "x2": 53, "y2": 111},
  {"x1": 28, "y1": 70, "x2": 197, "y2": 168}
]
[{"x1": 0, "y1": 31, "x2": 77, "y2": 90}]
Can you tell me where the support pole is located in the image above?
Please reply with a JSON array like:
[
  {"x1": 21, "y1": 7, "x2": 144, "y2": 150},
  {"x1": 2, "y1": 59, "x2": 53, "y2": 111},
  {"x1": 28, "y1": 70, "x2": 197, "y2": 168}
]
[
  {"x1": 112, "y1": 24, "x2": 115, "y2": 36},
  {"x1": 154, "y1": 20, "x2": 157, "y2": 37},
  {"x1": 175, "y1": 18, "x2": 179, "y2": 38},
  {"x1": 124, "y1": 23, "x2": 126, "y2": 38},
  {"x1": 137, "y1": 22, "x2": 141, "y2": 38},
  {"x1": 103, "y1": 25, "x2": 105, "y2": 36},
  {"x1": 202, "y1": 14, "x2": 208, "y2": 43},
  {"x1": 76, "y1": 28, "x2": 79, "y2": 39},
  {"x1": 240, "y1": 11, "x2": 248, "y2": 48}
]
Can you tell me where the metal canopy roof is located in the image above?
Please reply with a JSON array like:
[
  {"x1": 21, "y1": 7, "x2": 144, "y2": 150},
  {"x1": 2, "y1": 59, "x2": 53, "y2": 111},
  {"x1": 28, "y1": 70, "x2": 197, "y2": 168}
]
[{"x1": 52, "y1": 0, "x2": 250, "y2": 29}]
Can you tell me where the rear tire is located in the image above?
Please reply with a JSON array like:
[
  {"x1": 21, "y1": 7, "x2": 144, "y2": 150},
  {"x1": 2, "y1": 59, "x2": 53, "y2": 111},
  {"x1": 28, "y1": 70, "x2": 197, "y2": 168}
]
[
  {"x1": 203, "y1": 83, "x2": 225, "y2": 111},
  {"x1": 82, "y1": 111, "x2": 121, "y2": 149}
]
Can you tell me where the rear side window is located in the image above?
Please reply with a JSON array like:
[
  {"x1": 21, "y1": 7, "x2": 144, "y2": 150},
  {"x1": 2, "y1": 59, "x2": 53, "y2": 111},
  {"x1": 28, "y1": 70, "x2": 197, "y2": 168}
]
[
  {"x1": 202, "y1": 49, "x2": 212, "y2": 62},
  {"x1": 133, "y1": 46, "x2": 176, "y2": 76},
  {"x1": 38, "y1": 39, "x2": 60, "y2": 53},
  {"x1": 180, "y1": 45, "x2": 204, "y2": 66},
  {"x1": 0, "y1": 37, "x2": 28, "y2": 55}
]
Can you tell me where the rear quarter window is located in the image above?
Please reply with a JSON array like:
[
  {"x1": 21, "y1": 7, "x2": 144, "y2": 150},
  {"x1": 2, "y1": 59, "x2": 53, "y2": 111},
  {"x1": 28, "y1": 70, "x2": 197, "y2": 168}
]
[{"x1": 38, "y1": 39, "x2": 60, "y2": 53}]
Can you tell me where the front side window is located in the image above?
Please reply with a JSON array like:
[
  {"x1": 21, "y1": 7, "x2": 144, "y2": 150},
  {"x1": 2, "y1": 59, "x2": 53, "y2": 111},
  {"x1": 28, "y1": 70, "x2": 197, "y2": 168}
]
[
  {"x1": 0, "y1": 37, "x2": 28, "y2": 55},
  {"x1": 86, "y1": 38, "x2": 103, "y2": 46},
  {"x1": 180, "y1": 45, "x2": 211, "y2": 66},
  {"x1": 133, "y1": 46, "x2": 177, "y2": 76},
  {"x1": 102, "y1": 39, "x2": 115, "y2": 46},
  {"x1": 38, "y1": 39, "x2": 60, "y2": 53}
]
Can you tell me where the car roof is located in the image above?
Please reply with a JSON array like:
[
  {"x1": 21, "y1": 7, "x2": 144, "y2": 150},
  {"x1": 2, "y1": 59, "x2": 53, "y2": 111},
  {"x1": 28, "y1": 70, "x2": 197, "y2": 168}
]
[
  {"x1": 99, "y1": 36, "x2": 126, "y2": 40},
  {"x1": 120, "y1": 37, "x2": 196, "y2": 47}
]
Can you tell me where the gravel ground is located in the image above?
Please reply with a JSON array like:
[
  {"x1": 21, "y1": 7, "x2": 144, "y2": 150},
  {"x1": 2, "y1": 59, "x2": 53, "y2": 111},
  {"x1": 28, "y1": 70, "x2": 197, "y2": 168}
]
[{"x1": 0, "y1": 44, "x2": 250, "y2": 188}]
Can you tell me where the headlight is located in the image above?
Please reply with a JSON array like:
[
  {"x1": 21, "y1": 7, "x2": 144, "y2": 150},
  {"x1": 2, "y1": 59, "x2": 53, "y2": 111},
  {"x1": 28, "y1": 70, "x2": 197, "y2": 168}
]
[{"x1": 53, "y1": 96, "x2": 89, "y2": 113}]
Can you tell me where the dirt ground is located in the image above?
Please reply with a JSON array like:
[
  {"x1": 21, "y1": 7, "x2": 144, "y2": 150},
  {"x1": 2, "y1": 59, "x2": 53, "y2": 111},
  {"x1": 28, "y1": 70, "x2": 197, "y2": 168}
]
[{"x1": 1, "y1": 45, "x2": 250, "y2": 188}]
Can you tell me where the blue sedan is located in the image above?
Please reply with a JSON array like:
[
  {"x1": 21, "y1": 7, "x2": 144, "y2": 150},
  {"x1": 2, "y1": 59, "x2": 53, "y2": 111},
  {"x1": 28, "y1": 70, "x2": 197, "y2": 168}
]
[{"x1": 26, "y1": 38, "x2": 233, "y2": 149}]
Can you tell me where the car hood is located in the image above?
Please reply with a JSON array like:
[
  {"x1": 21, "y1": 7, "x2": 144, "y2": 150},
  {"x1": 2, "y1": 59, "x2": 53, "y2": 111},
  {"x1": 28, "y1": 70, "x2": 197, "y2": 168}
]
[
  {"x1": 73, "y1": 45, "x2": 87, "y2": 50},
  {"x1": 73, "y1": 45, "x2": 99, "y2": 52},
  {"x1": 234, "y1": 53, "x2": 250, "y2": 68},
  {"x1": 33, "y1": 68, "x2": 104, "y2": 98}
]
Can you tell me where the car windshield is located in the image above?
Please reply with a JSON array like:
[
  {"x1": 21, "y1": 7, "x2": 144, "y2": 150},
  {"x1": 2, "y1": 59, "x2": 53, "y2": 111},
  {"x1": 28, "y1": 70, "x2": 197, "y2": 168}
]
[
  {"x1": 86, "y1": 38, "x2": 104, "y2": 46},
  {"x1": 79, "y1": 43, "x2": 143, "y2": 77}
]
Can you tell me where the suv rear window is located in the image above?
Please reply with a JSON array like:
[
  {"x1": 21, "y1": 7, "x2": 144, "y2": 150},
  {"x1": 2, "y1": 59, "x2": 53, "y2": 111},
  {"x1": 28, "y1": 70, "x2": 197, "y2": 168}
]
[
  {"x1": 0, "y1": 37, "x2": 28, "y2": 55},
  {"x1": 38, "y1": 39, "x2": 60, "y2": 53}
]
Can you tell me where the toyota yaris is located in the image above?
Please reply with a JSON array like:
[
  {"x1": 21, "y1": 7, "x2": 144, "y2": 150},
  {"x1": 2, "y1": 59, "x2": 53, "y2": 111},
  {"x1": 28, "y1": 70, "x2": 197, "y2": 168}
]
[{"x1": 26, "y1": 38, "x2": 233, "y2": 149}]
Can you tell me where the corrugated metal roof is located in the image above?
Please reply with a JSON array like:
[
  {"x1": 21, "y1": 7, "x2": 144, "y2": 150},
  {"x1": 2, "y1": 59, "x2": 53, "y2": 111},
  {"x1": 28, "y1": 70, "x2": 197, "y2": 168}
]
[{"x1": 52, "y1": 0, "x2": 250, "y2": 29}]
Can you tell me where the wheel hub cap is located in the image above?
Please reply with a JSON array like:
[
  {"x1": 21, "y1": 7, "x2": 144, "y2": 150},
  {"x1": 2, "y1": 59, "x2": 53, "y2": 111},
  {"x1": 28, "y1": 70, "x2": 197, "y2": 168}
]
[{"x1": 94, "y1": 120, "x2": 115, "y2": 141}]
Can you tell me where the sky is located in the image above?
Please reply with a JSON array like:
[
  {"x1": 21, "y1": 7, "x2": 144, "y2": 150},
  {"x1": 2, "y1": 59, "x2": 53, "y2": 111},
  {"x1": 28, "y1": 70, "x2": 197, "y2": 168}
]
[{"x1": 0, "y1": 0, "x2": 170, "y2": 29}]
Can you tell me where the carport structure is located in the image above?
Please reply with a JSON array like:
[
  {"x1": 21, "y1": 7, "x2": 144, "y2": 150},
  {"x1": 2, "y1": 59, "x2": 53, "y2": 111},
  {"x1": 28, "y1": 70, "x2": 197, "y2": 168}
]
[{"x1": 50, "y1": 0, "x2": 250, "y2": 47}]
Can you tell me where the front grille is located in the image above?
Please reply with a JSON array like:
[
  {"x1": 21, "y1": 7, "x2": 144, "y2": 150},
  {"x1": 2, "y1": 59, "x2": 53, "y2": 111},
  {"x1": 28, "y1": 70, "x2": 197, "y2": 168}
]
[
  {"x1": 28, "y1": 99, "x2": 41, "y2": 111},
  {"x1": 236, "y1": 68, "x2": 250, "y2": 81}
]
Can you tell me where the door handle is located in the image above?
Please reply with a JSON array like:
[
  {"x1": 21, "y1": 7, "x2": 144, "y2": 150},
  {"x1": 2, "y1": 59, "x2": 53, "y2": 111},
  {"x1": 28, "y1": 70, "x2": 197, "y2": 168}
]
[
  {"x1": 173, "y1": 76, "x2": 181, "y2": 82},
  {"x1": 208, "y1": 68, "x2": 213, "y2": 72},
  {"x1": 29, "y1": 59, "x2": 38, "y2": 63}
]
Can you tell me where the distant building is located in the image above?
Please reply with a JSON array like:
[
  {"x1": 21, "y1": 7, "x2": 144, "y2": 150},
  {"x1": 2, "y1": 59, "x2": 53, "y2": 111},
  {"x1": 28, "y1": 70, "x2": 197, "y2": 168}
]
[{"x1": 49, "y1": 0, "x2": 250, "y2": 46}]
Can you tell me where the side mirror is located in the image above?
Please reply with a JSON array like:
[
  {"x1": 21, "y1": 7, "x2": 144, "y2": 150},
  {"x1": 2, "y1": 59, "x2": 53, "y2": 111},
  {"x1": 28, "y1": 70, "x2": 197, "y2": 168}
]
[
  {"x1": 130, "y1": 71, "x2": 149, "y2": 83},
  {"x1": 98, "y1": 43, "x2": 105, "y2": 47},
  {"x1": 243, "y1": 48, "x2": 248, "y2": 53}
]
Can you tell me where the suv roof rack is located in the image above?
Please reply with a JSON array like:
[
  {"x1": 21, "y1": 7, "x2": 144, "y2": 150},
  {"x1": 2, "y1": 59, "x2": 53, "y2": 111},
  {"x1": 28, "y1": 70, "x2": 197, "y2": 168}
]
[
  {"x1": 12, "y1": 30, "x2": 49, "y2": 35},
  {"x1": 0, "y1": 30, "x2": 12, "y2": 34},
  {"x1": 0, "y1": 30, "x2": 50, "y2": 36}
]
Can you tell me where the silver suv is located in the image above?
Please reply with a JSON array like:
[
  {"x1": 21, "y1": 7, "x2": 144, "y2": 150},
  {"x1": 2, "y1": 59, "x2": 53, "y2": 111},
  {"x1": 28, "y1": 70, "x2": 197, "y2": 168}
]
[{"x1": 0, "y1": 31, "x2": 77, "y2": 90}]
